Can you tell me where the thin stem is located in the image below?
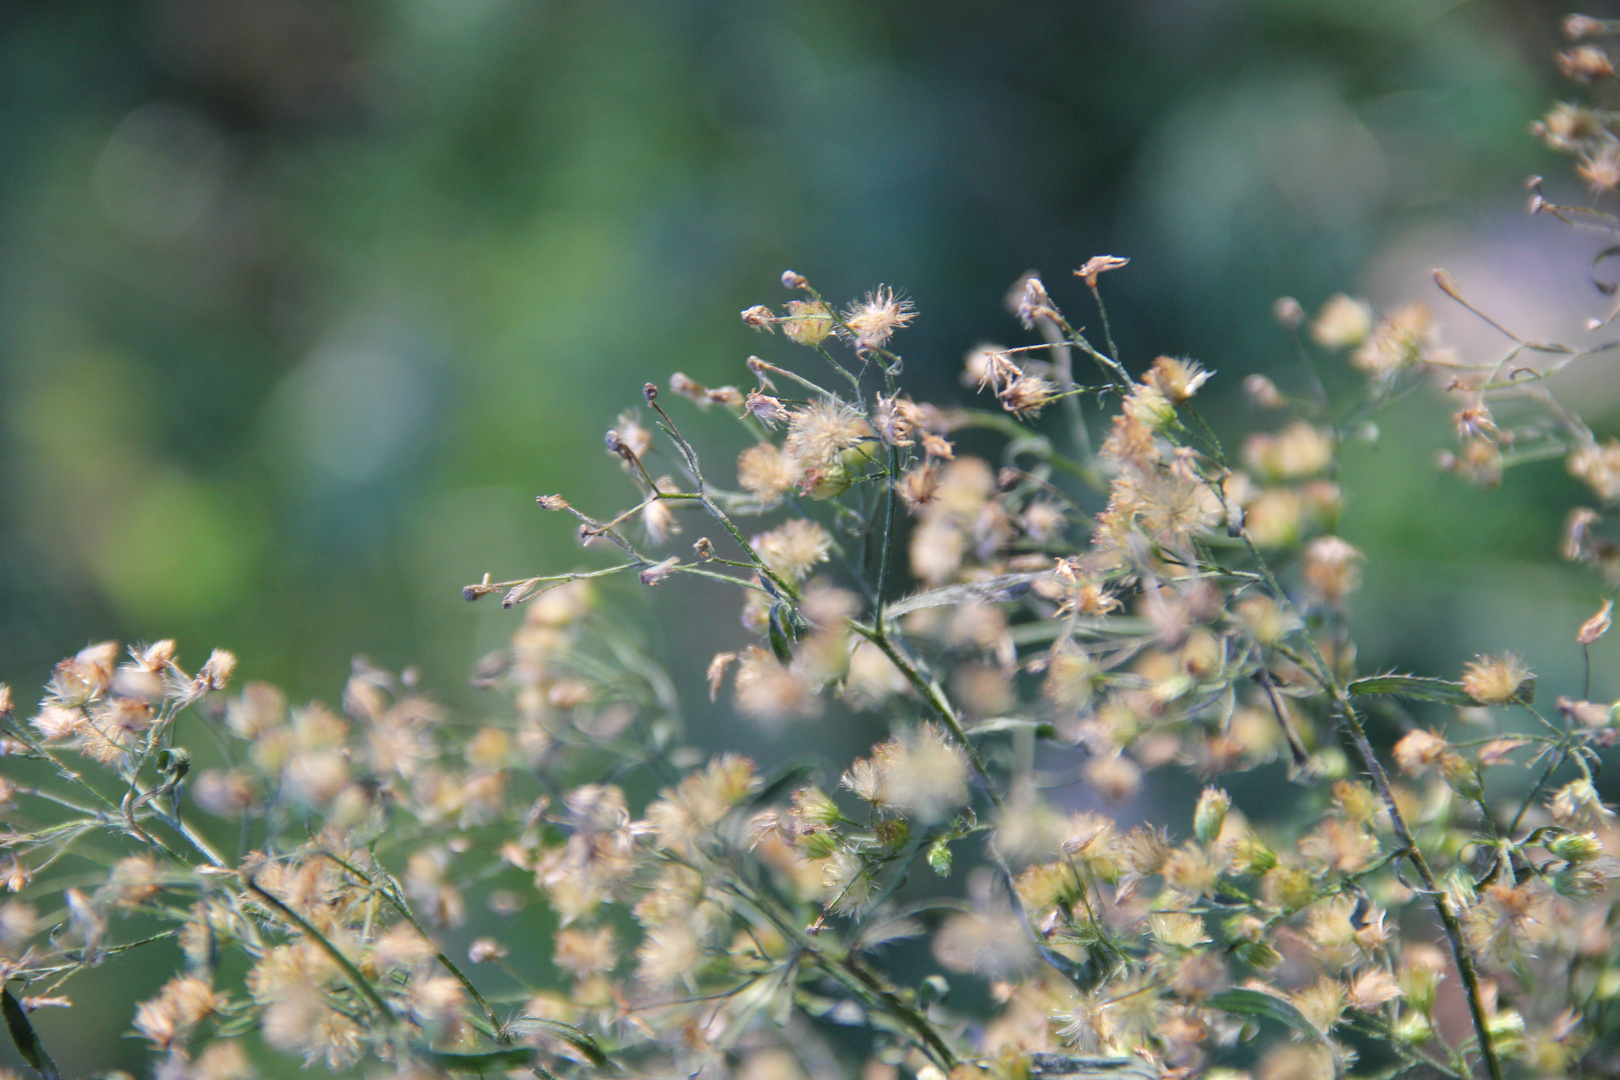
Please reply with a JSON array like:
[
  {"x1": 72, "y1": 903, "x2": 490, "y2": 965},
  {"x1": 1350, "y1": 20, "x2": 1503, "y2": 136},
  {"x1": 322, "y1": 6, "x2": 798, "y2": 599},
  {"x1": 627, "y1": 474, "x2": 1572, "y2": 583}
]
[
  {"x1": 847, "y1": 621, "x2": 999, "y2": 807},
  {"x1": 246, "y1": 874, "x2": 394, "y2": 1024},
  {"x1": 1238, "y1": 535, "x2": 1503, "y2": 1080}
]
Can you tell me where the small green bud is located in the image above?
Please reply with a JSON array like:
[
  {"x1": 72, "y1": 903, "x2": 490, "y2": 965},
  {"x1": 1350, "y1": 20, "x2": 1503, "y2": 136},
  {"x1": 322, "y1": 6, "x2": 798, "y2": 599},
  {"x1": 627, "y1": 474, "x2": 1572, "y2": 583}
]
[
  {"x1": 792, "y1": 785, "x2": 842, "y2": 827},
  {"x1": 1232, "y1": 938, "x2": 1283, "y2": 971},
  {"x1": 1547, "y1": 830, "x2": 1604, "y2": 863},
  {"x1": 1232, "y1": 834, "x2": 1277, "y2": 875},
  {"x1": 874, "y1": 818, "x2": 909, "y2": 851},
  {"x1": 1394, "y1": 1013, "x2": 1434, "y2": 1044},
  {"x1": 799, "y1": 829, "x2": 838, "y2": 860},
  {"x1": 1441, "y1": 753, "x2": 1483, "y2": 801},
  {"x1": 926, "y1": 837, "x2": 952, "y2": 877},
  {"x1": 1194, "y1": 787, "x2": 1231, "y2": 846}
]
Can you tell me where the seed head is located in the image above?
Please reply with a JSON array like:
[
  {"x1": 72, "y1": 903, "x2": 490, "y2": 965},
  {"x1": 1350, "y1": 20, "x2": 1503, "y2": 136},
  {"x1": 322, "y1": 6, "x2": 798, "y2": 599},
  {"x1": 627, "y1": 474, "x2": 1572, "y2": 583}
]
[
  {"x1": 780, "y1": 299, "x2": 834, "y2": 346},
  {"x1": 1075, "y1": 254, "x2": 1129, "y2": 288},
  {"x1": 1460, "y1": 652, "x2": 1533, "y2": 705},
  {"x1": 1560, "y1": 44, "x2": 1614, "y2": 82},
  {"x1": 840, "y1": 286, "x2": 916, "y2": 352},
  {"x1": 1310, "y1": 293, "x2": 1373, "y2": 349}
]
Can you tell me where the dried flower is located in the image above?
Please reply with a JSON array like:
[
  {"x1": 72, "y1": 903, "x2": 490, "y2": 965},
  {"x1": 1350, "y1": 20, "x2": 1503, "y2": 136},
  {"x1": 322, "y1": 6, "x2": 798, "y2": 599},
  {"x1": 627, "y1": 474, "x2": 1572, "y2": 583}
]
[
  {"x1": 1461, "y1": 652, "x2": 1533, "y2": 705},
  {"x1": 841, "y1": 286, "x2": 915, "y2": 352}
]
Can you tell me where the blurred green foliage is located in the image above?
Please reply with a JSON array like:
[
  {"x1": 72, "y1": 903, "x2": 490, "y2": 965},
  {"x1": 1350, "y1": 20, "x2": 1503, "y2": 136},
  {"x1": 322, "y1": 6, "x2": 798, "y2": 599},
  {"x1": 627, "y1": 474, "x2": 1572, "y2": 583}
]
[{"x1": 0, "y1": 0, "x2": 1600, "y2": 725}]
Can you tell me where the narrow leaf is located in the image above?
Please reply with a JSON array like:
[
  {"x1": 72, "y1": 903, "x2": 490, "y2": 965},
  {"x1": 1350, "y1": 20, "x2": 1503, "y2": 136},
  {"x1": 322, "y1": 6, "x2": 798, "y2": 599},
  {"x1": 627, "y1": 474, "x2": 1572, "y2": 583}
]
[
  {"x1": 2, "y1": 988, "x2": 60, "y2": 1080},
  {"x1": 745, "y1": 761, "x2": 818, "y2": 812},
  {"x1": 883, "y1": 573, "x2": 1043, "y2": 620},
  {"x1": 1208, "y1": 987, "x2": 1323, "y2": 1042},
  {"x1": 418, "y1": 1046, "x2": 537, "y2": 1071},
  {"x1": 1347, "y1": 674, "x2": 1476, "y2": 707},
  {"x1": 964, "y1": 716, "x2": 1056, "y2": 738},
  {"x1": 503, "y1": 1017, "x2": 609, "y2": 1067}
]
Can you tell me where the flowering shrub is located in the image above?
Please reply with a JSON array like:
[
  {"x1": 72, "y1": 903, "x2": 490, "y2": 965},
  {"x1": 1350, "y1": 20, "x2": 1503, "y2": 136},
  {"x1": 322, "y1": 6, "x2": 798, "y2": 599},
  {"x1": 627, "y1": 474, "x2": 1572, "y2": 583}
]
[{"x1": 6, "y1": 15, "x2": 1620, "y2": 1080}]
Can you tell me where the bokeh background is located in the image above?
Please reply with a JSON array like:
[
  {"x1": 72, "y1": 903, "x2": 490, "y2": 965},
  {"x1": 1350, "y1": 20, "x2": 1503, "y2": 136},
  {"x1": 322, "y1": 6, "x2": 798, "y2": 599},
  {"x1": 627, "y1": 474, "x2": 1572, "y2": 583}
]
[{"x1": 3, "y1": 0, "x2": 1620, "y2": 1070}]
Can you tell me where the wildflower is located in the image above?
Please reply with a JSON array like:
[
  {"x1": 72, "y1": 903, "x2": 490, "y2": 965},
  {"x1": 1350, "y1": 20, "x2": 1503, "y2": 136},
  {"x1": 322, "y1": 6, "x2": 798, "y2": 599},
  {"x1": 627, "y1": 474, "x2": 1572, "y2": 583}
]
[
  {"x1": 641, "y1": 498, "x2": 678, "y2": 545},
  {"x1": 1460, "y1": 652, "x2": 1533, "y2": 705},
  {"x1": 638, "y1": 556, "x2": 679, "y2": 586},
  {"x1": 894, "y1": 462, "x2": 939, "y2": 512},
  {"x1": 1579, "y1": 598, "x2": 1613, "y2": 644},
  {"x1": 873, "y1": 393, "x2": 924, "y2": 446},
  {"x1": 1393, "y1": 729, "x2": 1448, "y2": 775},
  {"x1": 841, "y1": 641, "x2": 908, "y2": 709},
  {"x1": 965, "y1": 344, "x2": 1021, "y2": 392},
  {"x1": 885, "y1": 724, "x2": 970, "y2": 824},
  {"x1": 753, "y1": 519, "x2": 832, "y2": 580},
  {"x1": 1244, "y1": 422, "x2": 1334, "y2": 481},
  {"x1": 841, "y1": 286, "x2": 915, "y2": 351},
  {"x1": 781, "y1": 298, "x2": 834, "y2": 346},
  {"x1": 933, "y1": 907, "x2": 1035, "y2": 978},
  {"x1": 1193, "y1": 787, "x2": 1230, "y2": 845},
  {"x1": 555, "y1": 926, "x2": 617, "y2": 978},
  {"x1": 820, "y1": 849, "x2": 877, "y2": 916},
  {"x1": 1245, "y1": 373, "x2": 1285, "y2": 407},
  {"x1": 910, "y1": 517, "x2": 965, "y2": 585},
  {"x1": 607, "y1": 411, "x2": 651, "y2": 461},
  {"x1": 741, "y1": 304, "x2": 776, "y2": 331},
  {"x1": 1550, "y1": 778, "x2": 1615, "y2": 830},
  {"x1": 1076, "y1": 254, "x2": 1130, "y2": 287},
  {"x1": 1352, "y1": 301, "x2": 1437, "y2": 380},
  {"x1": 1144, "y1": 356, "x2": 1211, "y2": 404},
  {"x1": 1559, "y1": 44, "x2": 1614, "y2": 81},
  {"x1": 467, "y1": 937, "x2": 507, "y2": 964},
  {"x1": 1578, "y1": 143, "x2": 1620, "y2": 192},
  {"x1": 734, "y1": 648, "x2": 821, "y2": 726},
  {"x1": 1042, "y1": 648, "x2": 1098, "y2": 710},
  {"x1": 743, "y1": 389, "x2": 789, "y2": 428},
  {"x1": 1121, "y1": 383, "x2": 1175, "y2": 430},
  {"x1": 1309, "y1": 294, "x2": 1373, "y2": 349},
  {"x1": 998, "y1": 374, "x2": 1058, "y2": 418},
  {"x1": 1013, "y1": 274, "x2": 1057, "y2": 328},
  {"x1": 1302, "y1": 535, "x2": 1363, "y2": 603},
  {"x1": 1084, "y1": 754, "x2": 1141, "y2": 804},
  {"x1": 784, "y1": 397, "x2": 871, "y2": 470},
  {"x1": 1346, "y1": 969, "x2": 1402, "y2": 1011},
  {"x1": 1160, "y1": 842, "x2": 1220, "y2": 897},
  {"x1": 1568, "y1": 439, "x2": 1620, "y2": 500},
  {"x1": 669, "y1": 371, "x2": 709, "y2": 403},
  {"x1": 737, "y1": 442, "x2": 801, "y2": 504}
]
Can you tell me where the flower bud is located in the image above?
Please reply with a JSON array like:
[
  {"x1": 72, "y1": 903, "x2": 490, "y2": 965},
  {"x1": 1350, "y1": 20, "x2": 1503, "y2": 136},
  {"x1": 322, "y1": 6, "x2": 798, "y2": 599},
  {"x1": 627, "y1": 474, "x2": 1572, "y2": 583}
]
[
  {"x1": 791, "y1": 785, "x2": 842, "y2": 827},
  {"x1": 1193, "y1": 787, "x2": 1231, "y2": 846},
  {"x1": 1231, "y1": 834, "x2": 1276, "y2": 876},
  {"x1": 1547, "y1": 830, "x2": 1604, "y2": 863},
  {"x1": 740, "y1": 305, "x2": 776, "y2": 331},
  {"x1": 1441, "y1": 752, "x2": 1483, "y2": 801},
  {"x1": 781, "y1": 270, "x2": 808, "y2": 290}
]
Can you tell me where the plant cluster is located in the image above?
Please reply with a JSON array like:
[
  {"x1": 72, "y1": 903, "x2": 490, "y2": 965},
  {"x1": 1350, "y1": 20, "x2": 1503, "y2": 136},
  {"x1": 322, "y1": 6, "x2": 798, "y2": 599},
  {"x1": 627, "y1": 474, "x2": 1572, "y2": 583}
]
[{"x1": 4, "y1": 14, "x2": 1620, "y2": 1080}]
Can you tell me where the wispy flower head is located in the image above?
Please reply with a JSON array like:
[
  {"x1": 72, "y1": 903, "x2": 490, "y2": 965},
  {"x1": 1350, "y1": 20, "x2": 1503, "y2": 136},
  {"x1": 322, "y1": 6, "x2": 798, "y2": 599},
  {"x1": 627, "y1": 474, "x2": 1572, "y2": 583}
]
[{"x1": 840, "y1": 286, "x2": 915, "y2": 352}]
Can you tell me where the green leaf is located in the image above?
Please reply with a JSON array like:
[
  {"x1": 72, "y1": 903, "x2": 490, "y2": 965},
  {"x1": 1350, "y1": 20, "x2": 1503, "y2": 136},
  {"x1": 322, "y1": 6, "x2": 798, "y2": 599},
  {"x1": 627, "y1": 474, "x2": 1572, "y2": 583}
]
[
  {"x1": 417, "y1": 1046, "x2": 538, "y2": 1071},
  {"x1": 1208, "y1": 987, "x2": 1323, "y2": 1042},
  {"x1": 745, "y1": 761, "x2": 819, "y2": 812},
  {"x1": 963, "y1": 716, "x2": 1056, "y2": 739},
  {"x1": 767, "y1": 603, "x2": 794, "y2": 665},
  {"x1": 883, "y1": 573, "x2": 1044, "y2": 621},
  {"x1": 1347, "y1": 674, "x2": 1477, "y2": 707},
  {"x1": 927, "y1": 837, "x2": 952, "y2": 877},
  {"x1": 2, "y1": 988, "x2": 60, "y2": 1080},
  {"x1": 1025, "y1": 1053, "x2": 1163, "y2": 1078},
  {"x1": 503, "y1": 1016, "x2": 609, "y2": 1067}
]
